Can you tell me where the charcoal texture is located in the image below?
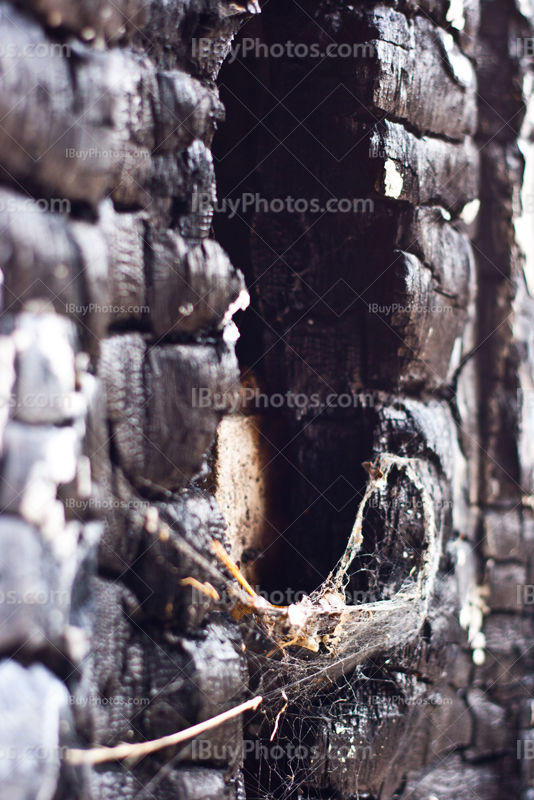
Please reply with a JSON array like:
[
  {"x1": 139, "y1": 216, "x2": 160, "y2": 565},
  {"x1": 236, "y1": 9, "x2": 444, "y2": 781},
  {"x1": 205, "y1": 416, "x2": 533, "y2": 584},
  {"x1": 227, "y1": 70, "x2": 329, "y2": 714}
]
[
  {"x1": 0, "y1": 0, "x2": 533, "y2": 799},
  {"x1": 0, "y1": 0, "x2": 250, "y2": 797}
]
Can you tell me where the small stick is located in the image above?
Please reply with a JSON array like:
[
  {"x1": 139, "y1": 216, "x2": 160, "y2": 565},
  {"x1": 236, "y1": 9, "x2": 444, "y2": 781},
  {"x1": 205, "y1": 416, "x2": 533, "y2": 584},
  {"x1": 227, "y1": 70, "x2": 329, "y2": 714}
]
[
  {"x1": 270, "y1": 691, "x2": 288, "y2": 741},
  {"x1": 65, "y1": 696, "x2": 263, "y2": 766},
  {"x1": 211, "y1": 540, "x2": 257, "y2": 598},
  {"x1": 180, "y1": 577, "x2": 220, "y2": 600},
  {"x1": 266, "y1": 638, "x2": 298, "y2": 658}
]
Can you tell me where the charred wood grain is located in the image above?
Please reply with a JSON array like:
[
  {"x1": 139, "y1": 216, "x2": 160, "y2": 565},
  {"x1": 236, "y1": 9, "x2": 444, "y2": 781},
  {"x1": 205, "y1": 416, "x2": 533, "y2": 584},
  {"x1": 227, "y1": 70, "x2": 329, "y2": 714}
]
[
  {"x1": 156, "y1": 71, "x2": 225, "y2": 152},
  {"x1": 0, "y1": 4, "x2": 112, "y2": 204},
  {"x1": 148, "y1": 142, "x2": 217, "y2": 238},
  {"x1": 116, "y1": 488, "x2": 232, "y2": 624},
  {"x1": 133, "y1": 0, "x2": 259, "y2": 78},
  {"x1": 369, "y1": 122, "x2": 478, "y2": 210},
  {"x1": 97, "y1": 482, "x2": 230, "y2": 627},
  {"x1": 101, "y1": 204, "x2": 246, "y2": 333},
  {"x1": 0, "y1": 1, "x2": 252, "y2": 799},
  {"x1": 100, "y1": 333, "x2": 240, "y2": 490},
  {"x1": 145, "y1": 230, "x2": 246, "y2": 334},
  {"x1": 74, "y1": 576, "x2": 247, "y2": 788},
  {"x1": 400, "y1": 0, "x2": 480, "y2": 58},
  {"x1": 100, "y1": 204, "x2": 145, "y2": 324},
  {"x1": 310, "y1": 681, "x2": 472, "y2": 797},
  {"x1": 0, "y1": 10, "x2": 228, "y2": 208},
  {"x1": 292, "y1": 5, "x2": 477, "y2": 140},
  {"x1": 0, "y1": 0, "x2": 532, "y2": 797},
  {"x1": 212, "y1": 0, "x2": 532, "y2": 796},
  {"x1": 251, "y1": 204, "x2": 473, "y2": 395}
]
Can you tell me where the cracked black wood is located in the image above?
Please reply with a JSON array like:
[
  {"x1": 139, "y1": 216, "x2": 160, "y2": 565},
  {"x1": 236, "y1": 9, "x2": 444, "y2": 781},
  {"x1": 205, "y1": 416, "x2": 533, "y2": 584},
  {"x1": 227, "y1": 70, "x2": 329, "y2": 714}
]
[
  {"x1": 0, "y1": 0, "x2": 533, "y2": 799},
  {"x1": 213, "y1": 0, "x2": 534, "y2": 797}
]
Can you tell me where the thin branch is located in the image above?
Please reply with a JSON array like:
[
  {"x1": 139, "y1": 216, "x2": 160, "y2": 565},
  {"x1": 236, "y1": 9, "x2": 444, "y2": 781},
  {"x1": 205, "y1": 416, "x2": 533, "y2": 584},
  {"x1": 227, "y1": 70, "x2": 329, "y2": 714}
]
[
  {"x1": 270, "y1": 691, "x2": 288, "y2": 741},
  {"x1": 211, "y1": 539, "x2": 257, "y2": 597},
  {"x1": 64, "y1": 696, "x2": 263, "y2": 766}
]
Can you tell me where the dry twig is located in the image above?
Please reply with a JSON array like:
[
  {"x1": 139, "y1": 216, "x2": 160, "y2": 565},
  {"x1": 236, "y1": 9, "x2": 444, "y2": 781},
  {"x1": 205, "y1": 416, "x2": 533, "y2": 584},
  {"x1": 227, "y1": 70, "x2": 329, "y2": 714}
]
[{"x1": 65, "y1": 696, "x2": 263, "y2": 766}]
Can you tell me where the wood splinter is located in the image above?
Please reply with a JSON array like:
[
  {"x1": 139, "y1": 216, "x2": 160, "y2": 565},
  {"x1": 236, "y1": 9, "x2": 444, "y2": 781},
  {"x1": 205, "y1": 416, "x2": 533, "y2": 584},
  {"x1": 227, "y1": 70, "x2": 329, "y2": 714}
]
[
  {"x1": 270, "y1": 691, "x2": 289, "y2": 741},
  {"x1": 211, "y1": 539, "x2": 257, "y2": 597},
  {"x1": 64, "y1": 696, "x2": 263, "y2": 766},
  {"x1": 180, "y1": 576, "x2": 220, "y2": 600}
]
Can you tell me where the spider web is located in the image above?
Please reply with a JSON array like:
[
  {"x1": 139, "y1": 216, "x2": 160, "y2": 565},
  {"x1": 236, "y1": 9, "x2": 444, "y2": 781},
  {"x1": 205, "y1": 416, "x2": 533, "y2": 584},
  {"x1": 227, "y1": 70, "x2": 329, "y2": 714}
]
[{"x1": 235, "y1": 454, "x2": 447, "y2": 800}]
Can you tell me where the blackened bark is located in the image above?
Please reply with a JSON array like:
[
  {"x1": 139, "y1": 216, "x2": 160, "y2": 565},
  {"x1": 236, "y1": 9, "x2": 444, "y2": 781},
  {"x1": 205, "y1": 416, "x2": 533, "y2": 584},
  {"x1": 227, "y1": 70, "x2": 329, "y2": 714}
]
[
  {"x1": 0, "y1": 0, "x2": 533, "y2": 799},
  {"x1": 214, "y1": 0, "x2": 534, "y2": 797},
  {"x1": 0, "y1": 1, "x2": 254, "y2": 798}
]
